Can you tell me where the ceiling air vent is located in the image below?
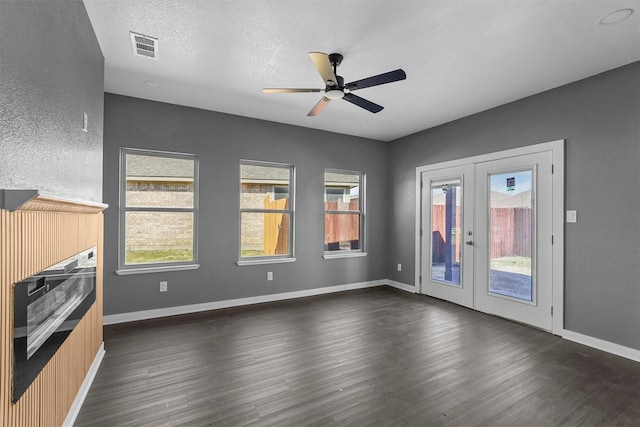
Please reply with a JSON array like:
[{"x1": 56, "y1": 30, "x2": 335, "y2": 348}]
[{"x1": 130, "y1": 32, "x2": 158, "y2": 59}]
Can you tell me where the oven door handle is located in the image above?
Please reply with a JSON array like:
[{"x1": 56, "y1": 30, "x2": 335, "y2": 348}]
[{"x1": 27, "y1": 277, "x2": 47, "y2": 297}]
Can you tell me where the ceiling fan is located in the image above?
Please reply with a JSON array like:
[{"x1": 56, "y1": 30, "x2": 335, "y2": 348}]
[{"x1": 263, "y1": 52, "x2": 406, "y2": 116}]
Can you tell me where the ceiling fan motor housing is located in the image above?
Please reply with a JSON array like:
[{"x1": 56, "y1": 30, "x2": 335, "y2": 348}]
[
  {"x1": 325, "y1": 76, "x2": 345, "y2": 99},
  {"x1": 328, "y1": 53, "x2": 343, "y2": 67}
]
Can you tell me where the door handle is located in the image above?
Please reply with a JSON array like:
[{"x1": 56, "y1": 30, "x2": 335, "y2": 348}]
[{"x1": 465, "y1": 240, "x2": 473, "y2": 245}]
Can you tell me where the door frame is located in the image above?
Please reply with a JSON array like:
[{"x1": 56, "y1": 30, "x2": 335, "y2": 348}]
[{"x1": 415, "y1": 139, "x2": 565, "y2": 334}]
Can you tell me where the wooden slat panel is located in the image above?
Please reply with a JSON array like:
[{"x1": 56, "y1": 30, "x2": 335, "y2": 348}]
[
  {"x1": 1, "y1": 207, "x2": 104, "y2": 427},
  {"x1": 95, "y1": 214, "x2": 104, "y2": 347},
  {"x1": 0, "y1": 210, "x2": 5, "y2": 426}
]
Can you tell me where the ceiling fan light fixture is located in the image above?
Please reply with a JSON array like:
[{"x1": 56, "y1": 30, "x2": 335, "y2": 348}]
[{"x1": 325, "y1": 89, "x2": 344, "y2": 100}]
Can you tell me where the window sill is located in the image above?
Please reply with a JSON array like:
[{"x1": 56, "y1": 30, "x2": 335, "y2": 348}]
[
  {"x1": 323, "y1": 252, "x2": 368, "y2": 260},
  {"x1": 237, "y1": 257, "x2": 296, "y2": 266},
  {"x1": 116, "y1": 264, "x2": 200, "y2": 276}
]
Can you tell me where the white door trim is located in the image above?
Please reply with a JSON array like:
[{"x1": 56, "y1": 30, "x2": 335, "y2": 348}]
[{"x1": 415, "y1": 139, "x2": 565, "y2": 334}]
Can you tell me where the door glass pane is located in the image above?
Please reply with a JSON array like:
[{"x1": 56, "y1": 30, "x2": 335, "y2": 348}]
[
  {"x1": 430, "y1": 178, "x2": 461, "y2": 285},
  {"x1": 488, "y1": 170, "x2": 533, "y2": 301}
]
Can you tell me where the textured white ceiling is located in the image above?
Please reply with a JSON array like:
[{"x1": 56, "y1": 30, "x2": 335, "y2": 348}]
[{"x1": 83, "y1": 0, "x2": 640, "y2": 141}]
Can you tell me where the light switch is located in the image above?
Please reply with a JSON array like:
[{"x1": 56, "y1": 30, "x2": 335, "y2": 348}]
[{"x1": 566, "y1": 210, "x2": 577, "y2": 223}]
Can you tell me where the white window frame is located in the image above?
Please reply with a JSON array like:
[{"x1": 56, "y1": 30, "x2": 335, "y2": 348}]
[
  {"x1": 116, "y1": 148, "x2": 199, "y2": 275},
  {"x1": 237, "y1": 160, "x2": 296, "y2": 266},
  {"x1": 323, "y1": 168, "x2": 367, "y2": 259}
]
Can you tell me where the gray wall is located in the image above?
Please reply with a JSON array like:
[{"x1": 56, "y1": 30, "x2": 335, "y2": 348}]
[
  {"x1": 0, "y1": 1, "x2": 104, "y2": 202},
  {"x1": 103, "y1": 94, "x2": 389, "y2": 315},
  {"x1": 1, "y1": 0, "x2": 637, "y2": 360},
  {"x1": 387, "y1": 62, "x2": 640, "y2": 350}
]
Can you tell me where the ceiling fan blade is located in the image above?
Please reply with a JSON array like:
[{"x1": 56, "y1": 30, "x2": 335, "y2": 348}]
[
  {"x1": 309, "y1": 52, "x2": 338, "y2": 87},
  {"x1": 262, "y1": 88, "x2": 323, "y2": 94},
  {"x1": 343, "y1": 93, "x2": 383, "y2": 113},
  {"x1": 307, "y1": 97, "x2": 331, "y2": 116},
  {"x1": 345, "y1": 69, "x2": 406, "y2": 91}
]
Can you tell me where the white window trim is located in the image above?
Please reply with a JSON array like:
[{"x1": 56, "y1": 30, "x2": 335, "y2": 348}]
[
  {"x1": 323, "y1": 252, "x2": 367, "y2": 260},
  {"x1": 236, "y1": 257, "x2": 297, "y2": 266},
  {"x1": 323, "y1": 168, "x2": 365, "y2": 259},
  {"x1": 238, "y1": 160, "x2": 295, "y2": 264},
  {"x1": 117, "y1": 148, "x2": 199, "y2": 274},
  {"x1": 116, "y1": 264, "x2": 200, "y2": 276}
]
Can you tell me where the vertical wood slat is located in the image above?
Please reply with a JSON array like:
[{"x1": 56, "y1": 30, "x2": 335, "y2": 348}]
[
  {"x1": 1, "y1": 208, "x2": 104, "y2": 427},
  {"x1": 0, "y1": 210, "x2": 5, "y2": 427}
]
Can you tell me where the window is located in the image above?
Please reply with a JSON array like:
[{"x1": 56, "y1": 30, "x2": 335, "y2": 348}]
[
  {"x1": 117, "y1": 148, "x2": 199, "y2": 274},
  {"x1": 239, "y1": 161, "x2": 295, "y2": 264},
  {"x1": 324, "y1": 169, "x2": 365, "y2": 257}
]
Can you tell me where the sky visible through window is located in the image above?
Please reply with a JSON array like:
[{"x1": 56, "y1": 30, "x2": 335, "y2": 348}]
[{"x1": 490, "y1": 170, "x2": 532, "y2": 195}]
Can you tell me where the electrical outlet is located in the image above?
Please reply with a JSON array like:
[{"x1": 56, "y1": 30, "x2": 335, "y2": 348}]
[
  {"x1": 82, "y1": 112, "x2": 88, "y2": 132},
  {"x1": 267, "y1": 272, "x2": 273, "y2": 281},
  {"x1": 397, "y1": 263, "x2": 402, "y2": 272},
  {"x1": 159, "y1": 281, "x2": 168, "y2": 292}
]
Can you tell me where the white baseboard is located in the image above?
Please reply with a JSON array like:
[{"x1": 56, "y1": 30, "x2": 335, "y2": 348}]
[
  {"x1": 63, "y1": 342, "x2": 105, "y2": 427},
  {"x1": 386, "y1": 279, "x2": 417, "y2": 293},
  {"x1": 104, "y1": 279, "x2": 388, "y2": 325},
  {"x1": 102, "y1": 281, "x2": 639, "y2": 364},
  {"x1": 562, "y1": 330, "x2": 640, "y2": 363}
]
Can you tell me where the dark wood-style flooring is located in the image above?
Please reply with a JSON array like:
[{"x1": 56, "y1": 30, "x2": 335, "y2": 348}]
[{"x1": 74, "y1": 286, "x2": 640, "y2": 426}]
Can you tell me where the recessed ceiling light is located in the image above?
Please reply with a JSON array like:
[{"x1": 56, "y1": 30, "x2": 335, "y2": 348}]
[
  {"x1": 144, "y1": 80, "x2": 160, "y2": 88},
  {"x1": 598, "y1": 8, "x2": 634, "y2": 25}
]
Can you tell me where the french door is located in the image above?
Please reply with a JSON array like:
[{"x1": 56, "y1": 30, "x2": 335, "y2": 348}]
[
  {"x1": 420, "y1": 164, "x2": 475, "y2": 309},
  {"x1": 419, "y1": 146, "x2": 557, "y2": 331},
  {"x1": 474, "y1": 152, "x2": 553, "y2": 330}
]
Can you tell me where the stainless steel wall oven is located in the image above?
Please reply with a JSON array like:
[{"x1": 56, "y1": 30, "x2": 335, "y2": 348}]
[{"x1": 13, "y1": 247, "x2": 96, "y2": 403}]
